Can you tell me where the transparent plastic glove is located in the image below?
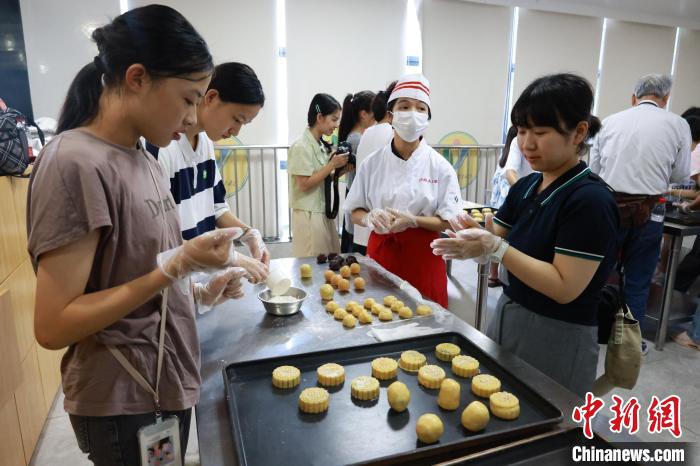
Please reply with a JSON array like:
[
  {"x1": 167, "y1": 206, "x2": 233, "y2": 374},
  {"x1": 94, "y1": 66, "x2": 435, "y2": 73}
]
[
  {"x1": 680, "y1": 202, "x2": 694, "y2": 214},
  {"x1": 157, "y1": 227, "x2": 243, "y2": 283},
  {"x1": 240, "y1": 228, "x2": 270, "y2": 266},
  {"x1": 431, "y1": 227, "x2": 501, "y2": 262},
  {"x1": 230, "y1": 251, "x2": 268, "y2": 284},
  {"x1": 360, "y1": 208, "x2": 393, "y2": 235},
  {"x1": 193, "y1": 267, "x2": 247, "y2": 314},
  {"x1": 447, "y1": 211, "x2": 482, "y2": 232},
  {"x1": 386, "y1": 208, "x2": 418, "y2": 233}
]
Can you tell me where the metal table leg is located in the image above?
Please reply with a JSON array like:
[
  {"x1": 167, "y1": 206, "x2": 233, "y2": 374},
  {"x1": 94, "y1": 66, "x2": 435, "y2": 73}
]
[
  {"x1": 656, "y1": 234, "x2": 682, "y2": 350},
  {"x1": 475, "y1": 261, "x2": 489, "y2": 331}
]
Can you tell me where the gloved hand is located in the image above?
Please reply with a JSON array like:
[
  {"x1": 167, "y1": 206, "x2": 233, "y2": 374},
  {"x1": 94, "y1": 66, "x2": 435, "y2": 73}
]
[
  {"x1": 360, "y1": 208, "x2": 393, "y2": 235},
  {"x1": 157, "y1": 227, "x2": 243, "y2": 282},
  {"x1": 229, "y1": 251, "x2": 268, "y2": 284},
  {"x1": 193, "y1": 267, "x2": 247, "y2": 314},
  {"x1": 448, "y1": 211, "x2": 482, "y2": 232},
  {"x1": 680, "y1": 202, "x2": 694, "y2": 214},
  {"x1": 386, "y1": 208, "x2": 418, "y2": 233},
  {"x1": 431, "y1": 226, "x2": 502, "y2": 262},
  {"x1": 240, "y1": 228, "x2": 270, "y2": 266}
]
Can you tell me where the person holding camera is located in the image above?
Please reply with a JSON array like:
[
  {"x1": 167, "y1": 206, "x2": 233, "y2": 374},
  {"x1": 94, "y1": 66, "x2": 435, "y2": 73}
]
[
  {"x1": 338, "y1": 90, "x2": 376, "y2": 253},
  {"x1": 344, "y1": 75, "x2": 462, "y2": 307},
  {"x1": 288, "y1": 93, "x2": 350, "y2": 257}
]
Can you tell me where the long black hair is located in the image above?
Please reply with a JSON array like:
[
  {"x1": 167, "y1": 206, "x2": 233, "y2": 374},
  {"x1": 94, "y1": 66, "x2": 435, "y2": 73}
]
[
  {"x1": 57, "y1": 4, "x2": 213, "y2": 134},
  {"x1": 209, "y1": 62, "x2": 264, "y2": 106},
  {"x1": 498, "y1": 126, "x2": 518, "y2": 168},
  {"x1": 306, "y1": 93, "x2": 341, "y2": 128},
  {"x1": 338, "y1": 90, "x2": 375, "y2": 142},
  {"x1": 511, "y1": 73, "x2": 600, "y2": 153},
  {"x1": 371, "y1": 81, "x2": 397, "y2": 123}
]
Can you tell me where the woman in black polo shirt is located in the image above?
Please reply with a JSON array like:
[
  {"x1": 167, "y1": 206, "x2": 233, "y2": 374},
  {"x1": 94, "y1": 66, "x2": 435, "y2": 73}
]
[{"x1": 432, "y1": 74, "x2": 618, "y2": 396}]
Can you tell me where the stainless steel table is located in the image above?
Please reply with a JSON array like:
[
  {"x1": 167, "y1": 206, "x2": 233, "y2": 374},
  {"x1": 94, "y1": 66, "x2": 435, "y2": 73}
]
[
  {"x1": 653, "y1": 221, "x2": 700, "y2": 349},
  {"x1": 195, "y1": 257, "x2": 635, "y2": 465}
]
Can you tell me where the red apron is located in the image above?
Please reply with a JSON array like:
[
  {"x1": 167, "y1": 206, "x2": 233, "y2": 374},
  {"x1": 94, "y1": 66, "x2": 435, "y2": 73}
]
[{"x1": 367, "y1": 228, "x2": 448, "y2": 307}]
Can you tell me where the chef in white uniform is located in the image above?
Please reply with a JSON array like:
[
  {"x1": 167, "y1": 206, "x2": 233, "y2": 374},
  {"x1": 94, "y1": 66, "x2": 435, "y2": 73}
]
[{"x1": 344, "y1": 74, "x2": 462, "y2": 306}]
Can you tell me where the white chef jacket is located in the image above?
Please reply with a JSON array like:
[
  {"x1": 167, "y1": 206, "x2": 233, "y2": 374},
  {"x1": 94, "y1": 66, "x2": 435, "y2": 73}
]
[
  {"x1": 352, "y1": 122, "x2": 395, "y2": 246},
  {"x1": 589, "y1": 101, "x2": 691, "y2": 194},
  {"x1": 344, "y1": 139, "x2": 463, "y2": 223}
]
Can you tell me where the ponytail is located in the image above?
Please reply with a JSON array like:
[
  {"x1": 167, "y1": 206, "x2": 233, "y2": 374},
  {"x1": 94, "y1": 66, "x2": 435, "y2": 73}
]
[
  {"x1": 338, "y1": 94, "x2": 355, "y2": 143},
  {"x1": 56, "y1": 4, "x2": 212, "y2": 134},
  {"x1": 338, "y1": 90, "x2": 375, "y2": 142},
  {"x1": 56, "y1": 62, "x2": 103, "y2": 134}
]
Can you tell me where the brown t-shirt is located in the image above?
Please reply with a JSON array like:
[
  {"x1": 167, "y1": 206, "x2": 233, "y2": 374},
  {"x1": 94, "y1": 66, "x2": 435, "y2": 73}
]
[{"x1": 27, "y1": 129, "x2": 200, "y2": 416}]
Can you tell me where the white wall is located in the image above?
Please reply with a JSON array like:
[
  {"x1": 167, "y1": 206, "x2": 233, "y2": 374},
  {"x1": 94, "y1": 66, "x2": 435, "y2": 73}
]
[
  {"x1": 285, "y1": 0, "x2": 405, "y2": 144},
  {"x1": 512, "y1": 9, "x2": 602, "y2": 103},
  {"x1": 129, "y1": 0, "x2": 278, "y2": 145},
  {"x1": 596, "y1": 20, "x2": 676, "y2": 119},
  {"x1": 421, "y1": 0, "x2": 511, "y2": 145},
  {"x1": 19, "y1": 0, "x2": 119, "y2": 120},
  {"x1": 670, "y1": 28, "x2": 700, "y2": 114}
]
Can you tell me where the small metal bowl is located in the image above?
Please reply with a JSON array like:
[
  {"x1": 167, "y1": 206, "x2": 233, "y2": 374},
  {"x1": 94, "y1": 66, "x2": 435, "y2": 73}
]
[{"x1": 258, "y1": 287, "x2": 307, "y2": 316}]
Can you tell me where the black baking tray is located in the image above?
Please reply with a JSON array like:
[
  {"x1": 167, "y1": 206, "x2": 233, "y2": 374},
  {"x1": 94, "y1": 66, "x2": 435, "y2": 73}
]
[
  {"x1": 223, "y1": 332, "x2": 563, "y2": 466},
  {"x1": 456, "y1": 428, "x2": 642, "y2": 465},
  {"x1": 665, "y1": 208, "x2": 700, "y2": 226}
]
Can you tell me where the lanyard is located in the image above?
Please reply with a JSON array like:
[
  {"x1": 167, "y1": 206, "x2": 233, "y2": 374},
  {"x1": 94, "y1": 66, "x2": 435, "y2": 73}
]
[{"x1": 107, "y1": 150, "x2": 171, "y2": 419}]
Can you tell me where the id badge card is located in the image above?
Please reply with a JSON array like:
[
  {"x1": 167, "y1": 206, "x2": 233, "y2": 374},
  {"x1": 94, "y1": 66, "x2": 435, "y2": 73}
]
[{"x1": 138, "y1": 416, "x2": 182, "y2": 466}]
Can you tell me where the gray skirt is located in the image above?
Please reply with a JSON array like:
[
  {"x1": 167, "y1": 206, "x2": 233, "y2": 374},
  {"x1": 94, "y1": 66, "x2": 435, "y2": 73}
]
[{"x1": 486, "y1": 294, "x2": 598, "y2": 398}]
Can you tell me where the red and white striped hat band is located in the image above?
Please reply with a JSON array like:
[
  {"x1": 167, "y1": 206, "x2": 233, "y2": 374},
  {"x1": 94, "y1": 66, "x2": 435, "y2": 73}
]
[{"x1": 388, "y1": 74, "x2": 431, "y2": 108}]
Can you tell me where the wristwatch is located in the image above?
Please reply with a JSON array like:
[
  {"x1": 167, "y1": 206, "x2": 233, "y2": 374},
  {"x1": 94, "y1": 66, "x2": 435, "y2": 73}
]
[{"x1": 489, "y1": 238, "x2": 510, "y2": 263}]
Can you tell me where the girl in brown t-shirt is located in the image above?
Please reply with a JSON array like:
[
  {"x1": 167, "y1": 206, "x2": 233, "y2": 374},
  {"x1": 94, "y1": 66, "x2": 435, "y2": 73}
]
[{"x1": 27, "y1": 5, "x2": 265, "y2": 465}]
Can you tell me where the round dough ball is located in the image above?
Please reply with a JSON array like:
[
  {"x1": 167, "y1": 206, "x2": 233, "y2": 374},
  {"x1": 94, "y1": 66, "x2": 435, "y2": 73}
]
[
  {"x1": 358, "y1": 310, "x2": 373, "y2": 324},
  {"x1": 346, "y1": 301, "x2": 359, "y2": 310},
  {"x1": 416, "y1": 413, "x2": 444, "y2": 444},
  {"x1": 340, "y1": 265, "x2": 351, "y2": 278},
  {"x1": 387, "y1": 381, "x2": 410, "y2": 412},
  {"x1": 331, "y1": 274, "x2": 342, "y2": 288},
  {"x1": 398, "y1": 306, "x2": 413, "y2": 319},
  {"x1": 333, "y1": 308, "x2": 348, "y2": 320},
  {"x1": 350, "y1": 263, "x2": 361, "y2": 275},
  {"x1": 354, "y1": 277, "x2": 366, "y2": 290},
  {"x1": 363, "y1": 298, "x2": 376, "y2": 309},
  {"x1": 371, "y1": 303, "x2": 384, "y2": 316},
  {"x1": 437, "y1": 378, "x2": 461, "y2": 411},
  {"x1": 300, "y1": 264, "x2": 313, "y2": 278},
  {"x1": 324, "y1": 270, "x2": 335, "y2": 283},
  {"x1": 342, "y1": 314, "x2": 357, "y2": 328},
  {"x1": 325, "y1": 301, "x2": 339, "y2": 313},
  {"x1": 379, "y1": 308, "x2": 393, "y2": 321},
  {"x1": 383, "y1": 295, "x2": 397, "y2": 306},
  {"x1": 416, "y1": 305, "x2": 433, "y2": 316},
  {"x1": 338, "y1": 278, "x2": 350, "y2": 292},
  {"x1": 390, "y1": 300, "x2": 405, "y2": 313},
  {"x1": 461, "y1": 401, "x2": 490, "y2": 432},
  {"x1": 320, "y1": 284, "x2": 334, "y2": 301}
]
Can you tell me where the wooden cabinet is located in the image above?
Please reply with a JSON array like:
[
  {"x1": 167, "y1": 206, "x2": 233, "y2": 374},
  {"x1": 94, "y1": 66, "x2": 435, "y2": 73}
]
[
  {"x1": 0, "y1": 177, "x2": 63, "y2": 465},
  {"x1": 0, "y1": 398, "x2": 25, "y2": 466},
  {"x1": 13, "y1": 345, "x2": 47, "y2": 462},
  {"x1": 0, "y1": 291, "x2": 22, "y2": 408},
  {"x1": 0, "y1": 178, "x2": 24, "y2": 282}
]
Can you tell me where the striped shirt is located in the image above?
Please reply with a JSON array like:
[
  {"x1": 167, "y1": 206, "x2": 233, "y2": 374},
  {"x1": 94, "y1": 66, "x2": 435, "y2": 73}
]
[{"x1": 146, "y1": 133, "x2": 229, "y2": 240}]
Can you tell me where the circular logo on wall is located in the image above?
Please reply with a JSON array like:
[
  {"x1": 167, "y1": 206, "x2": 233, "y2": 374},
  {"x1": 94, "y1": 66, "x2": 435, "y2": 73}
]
[
  {"x1": 215, "y1": 136, "x2": 249, "y2": 197},
  {"x1": 437, "y1": 131, "x2": 479, "y2": 189}
]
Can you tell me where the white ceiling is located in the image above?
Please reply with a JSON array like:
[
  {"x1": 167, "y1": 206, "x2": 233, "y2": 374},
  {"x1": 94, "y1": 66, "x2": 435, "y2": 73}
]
[{"x1": 460, "y1": 0, "x2": 700, "y2": 29}]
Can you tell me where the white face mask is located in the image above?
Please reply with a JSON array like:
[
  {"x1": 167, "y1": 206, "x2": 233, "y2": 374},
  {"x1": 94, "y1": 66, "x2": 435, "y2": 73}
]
[{"x1": 391, "y1": 110, "x2": 429, "y2": 142}]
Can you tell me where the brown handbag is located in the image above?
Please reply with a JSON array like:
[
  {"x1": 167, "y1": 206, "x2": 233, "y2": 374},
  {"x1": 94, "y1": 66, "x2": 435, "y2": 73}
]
[{"x1": 614, "y1": 193, "x2": 661, "y2": 229}]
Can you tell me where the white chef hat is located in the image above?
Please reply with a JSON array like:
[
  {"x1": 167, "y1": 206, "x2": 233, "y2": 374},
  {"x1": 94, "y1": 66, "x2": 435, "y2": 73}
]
[{"x1": 388, "y1": 74, "x2": 431, "y2": 109}]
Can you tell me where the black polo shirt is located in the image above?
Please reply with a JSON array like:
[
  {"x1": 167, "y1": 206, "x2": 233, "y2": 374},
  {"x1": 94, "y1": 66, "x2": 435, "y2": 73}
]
[{"x1": 494, "y1": 161, "x2": 619, "y2": 326}]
